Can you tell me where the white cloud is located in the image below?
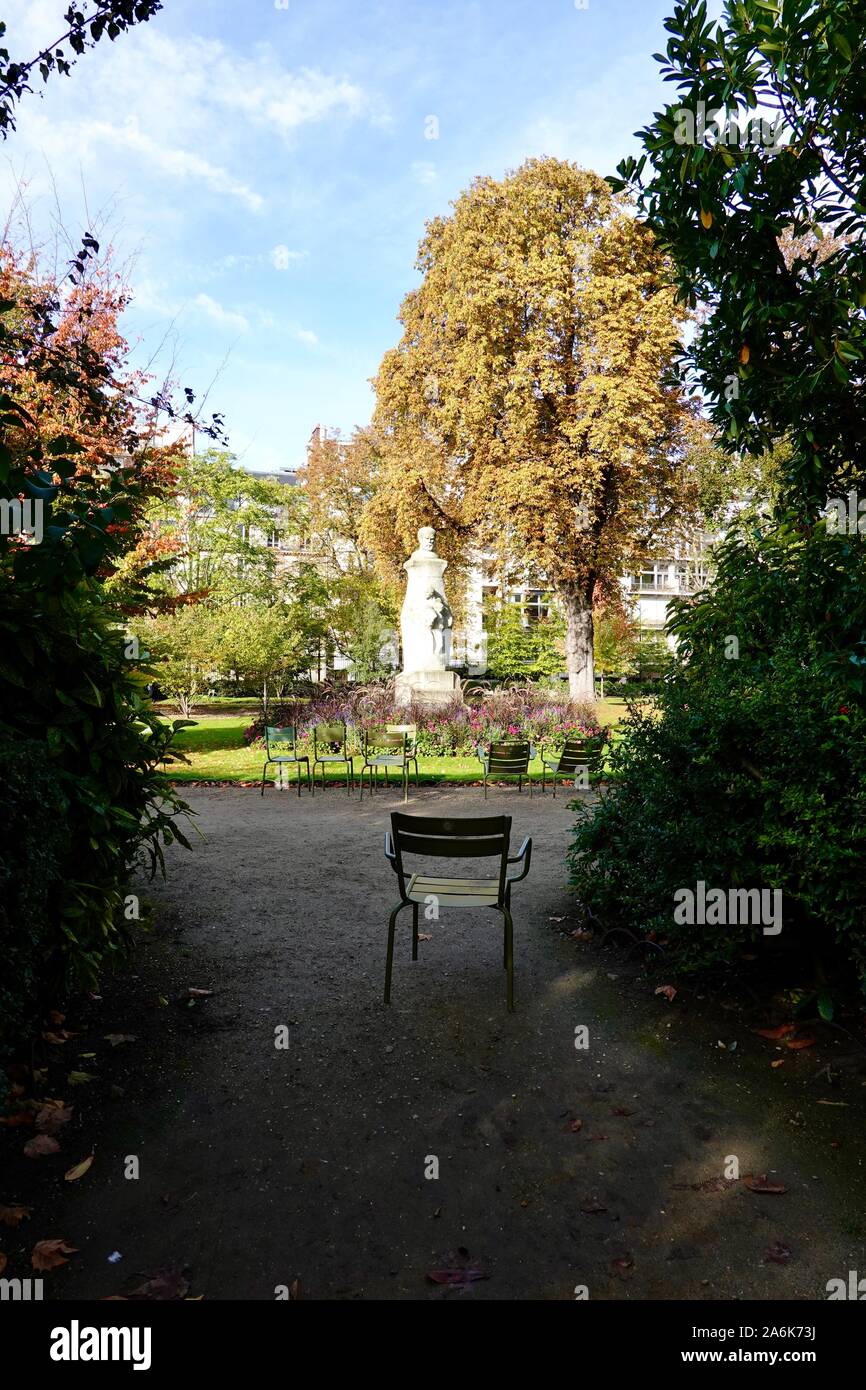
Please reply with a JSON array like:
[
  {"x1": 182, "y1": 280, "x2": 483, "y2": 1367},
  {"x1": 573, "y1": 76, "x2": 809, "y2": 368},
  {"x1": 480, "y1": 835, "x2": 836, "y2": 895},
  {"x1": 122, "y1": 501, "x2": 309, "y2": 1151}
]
[
  {"x1": 410, "y1": 160, "x2": 438, "y2": 186},
  {"x1": 194, "y1": 294, "x2": 249, "y2": 335}
]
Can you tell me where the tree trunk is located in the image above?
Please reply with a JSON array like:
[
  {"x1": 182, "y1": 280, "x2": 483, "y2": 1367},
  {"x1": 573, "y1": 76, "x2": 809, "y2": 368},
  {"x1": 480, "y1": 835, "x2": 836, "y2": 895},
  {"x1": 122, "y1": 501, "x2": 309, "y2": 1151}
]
[{"x1": 561, "y1": 583, "x2": 595, "y2": 701}]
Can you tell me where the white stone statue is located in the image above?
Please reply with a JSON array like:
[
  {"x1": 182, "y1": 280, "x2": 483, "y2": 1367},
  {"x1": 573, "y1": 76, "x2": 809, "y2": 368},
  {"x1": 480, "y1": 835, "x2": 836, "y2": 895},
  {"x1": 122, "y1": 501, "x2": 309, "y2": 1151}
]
[{"x1": 395, "y1": 526, "x2": 462, "y2": 708}]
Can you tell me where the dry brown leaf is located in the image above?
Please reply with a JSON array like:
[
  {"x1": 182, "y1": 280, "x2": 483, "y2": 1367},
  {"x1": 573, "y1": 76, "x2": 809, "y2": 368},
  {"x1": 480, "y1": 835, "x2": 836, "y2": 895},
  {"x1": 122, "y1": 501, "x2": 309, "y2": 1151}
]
[
  {"x1": 32, "y1": 1238, "x2": 78, "y2": 1271},
  {"x1": 0, "y1": 1204, "x2": 31, "y2": 1228},
  {"x1": 744, "y1": 1174, "x2": 788, "y2": 1195},
  {"x1": 0, "y1": 1251, "x2": 6, "y2": 1275},
  {"x1": 0, "y1": 1112, "x2": 34, "y2": 1128},
  {"x1": 655, "y1": 985, "x2": 677, "y2": 1002},
  {"x1": 786, "y1": 1036, "x2": 817, "y2": 1050},
  {"x1": 36, "y1": 1102, "x2": 73, "y2": 1136},
  {"x1": 104, "y1": 1034, "x2": 137, "y2": 1047},
  {"x1": 64, "y1": 1154, "x2": 94, "y2": 1183},
  {"x1": 23, "y1": 1134, "x2": 60, "y2": 1159}
]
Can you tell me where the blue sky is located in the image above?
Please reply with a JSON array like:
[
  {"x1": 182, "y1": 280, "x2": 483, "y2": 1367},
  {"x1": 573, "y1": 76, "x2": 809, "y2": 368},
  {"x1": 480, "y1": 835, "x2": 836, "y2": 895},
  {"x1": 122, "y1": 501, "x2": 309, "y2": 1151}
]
[{"x1": 2, "y1": 0, "x2": 690, "y2": 472}]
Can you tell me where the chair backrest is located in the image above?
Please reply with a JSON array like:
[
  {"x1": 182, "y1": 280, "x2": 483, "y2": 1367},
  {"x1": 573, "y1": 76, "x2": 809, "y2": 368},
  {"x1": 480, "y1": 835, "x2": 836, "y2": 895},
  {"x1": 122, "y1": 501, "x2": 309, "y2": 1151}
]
[
  {"x1": 390, "y1": 812, "x2": 512, "y2": 901},
  {"x1": 487, "y1": 741, "x2": 531, "y2": 775},
  {"x1": 556, "y1": 737, "x2": 599, "y2": 772},
  {"x1": 266, "y1": 725, "x2": 297, "y2": 752},
  {"x1": 365, "y1": 727, "x2": 407, "y2": 756},
  {"x1": 313, "y1": 721, "x2": 347, "y2": 755}
]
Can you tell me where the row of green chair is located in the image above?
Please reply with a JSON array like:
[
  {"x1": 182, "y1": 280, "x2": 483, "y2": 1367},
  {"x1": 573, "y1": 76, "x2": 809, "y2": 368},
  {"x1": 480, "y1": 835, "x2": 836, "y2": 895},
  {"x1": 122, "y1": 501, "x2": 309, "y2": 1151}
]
[
  {"x1": 262, "y1": 726, "x2": 605, "y2": 800},
  {"x1": 260, "y1": 722, "x2": 419, "y2": 800},
  {"x1": 477, "y1": 737, "x2": 606, "y2": 798}
]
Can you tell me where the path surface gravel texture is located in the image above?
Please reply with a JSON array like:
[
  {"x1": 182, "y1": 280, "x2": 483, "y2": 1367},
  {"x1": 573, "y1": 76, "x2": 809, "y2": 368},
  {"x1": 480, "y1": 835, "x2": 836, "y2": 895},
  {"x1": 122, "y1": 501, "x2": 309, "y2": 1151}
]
[{"x1": 51, "y1": 785, "x2": 866, "y2": 1301}]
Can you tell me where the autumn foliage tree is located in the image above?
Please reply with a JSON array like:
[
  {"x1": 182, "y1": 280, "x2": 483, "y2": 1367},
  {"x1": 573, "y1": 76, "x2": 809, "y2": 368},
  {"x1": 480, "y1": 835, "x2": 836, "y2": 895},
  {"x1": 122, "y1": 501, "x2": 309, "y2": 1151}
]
[{"x1": 367, "y1": 157, "x2": 696, "y2": 698}]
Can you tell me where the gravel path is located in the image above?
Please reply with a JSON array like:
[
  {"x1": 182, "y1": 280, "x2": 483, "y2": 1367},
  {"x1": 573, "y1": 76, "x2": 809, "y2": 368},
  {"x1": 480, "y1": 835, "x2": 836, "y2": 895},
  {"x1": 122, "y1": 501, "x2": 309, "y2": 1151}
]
[{"x1": 51, "y1": 785, "x2": 866, "y2": 1300}]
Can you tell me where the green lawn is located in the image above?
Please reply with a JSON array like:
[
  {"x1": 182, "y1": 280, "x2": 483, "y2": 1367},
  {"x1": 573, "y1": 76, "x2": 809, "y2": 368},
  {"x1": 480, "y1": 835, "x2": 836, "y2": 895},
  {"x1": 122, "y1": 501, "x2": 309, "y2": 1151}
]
[{"x1": 162, "y1": 699, "x2": 634, "y2": 784}]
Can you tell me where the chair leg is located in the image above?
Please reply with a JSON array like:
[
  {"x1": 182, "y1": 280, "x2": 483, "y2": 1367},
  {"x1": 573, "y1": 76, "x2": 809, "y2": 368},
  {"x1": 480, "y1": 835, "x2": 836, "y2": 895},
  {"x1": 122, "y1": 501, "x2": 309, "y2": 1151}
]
[
  {"x1": 403, "y1": 765, "x2": 408, "y2": 803},
  {"x1": 261, "y1": 761, "x2": 270, "y2": 796},
  {"x1": 412, "y1": 903, "x2": 419, "y2": 960},
  {"x1": 384, "y1": 902, "x2": 408, "y2": 1004},
  {"x1": 502, "y1": 906, "x2": 514, "y2": 1012},
  {"x1": 297, "y1": 763, "x2": 302, "y2": 797}
]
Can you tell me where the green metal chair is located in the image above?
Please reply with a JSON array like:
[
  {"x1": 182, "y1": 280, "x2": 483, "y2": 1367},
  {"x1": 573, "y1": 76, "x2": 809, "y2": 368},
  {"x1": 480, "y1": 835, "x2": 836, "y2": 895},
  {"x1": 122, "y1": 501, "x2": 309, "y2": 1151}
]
[
  {"x1": 260, "y1": 725, "x2": 311, "y2": 797},
  {"x1": 359, "y1": 727, "x2": 419, "y2": 802},
  {"x1": 311, "y1": 720, "x2": 354, "y2": 795},
  {"x1": 476, "y1": 740, "x2": 537, "y2": 798},
  {"x1": 383, "y1": 811, "x2": 532, "y2": 1012},
  {"x1": 540, "y1": 736, "x2": 605, "y2": 796}
]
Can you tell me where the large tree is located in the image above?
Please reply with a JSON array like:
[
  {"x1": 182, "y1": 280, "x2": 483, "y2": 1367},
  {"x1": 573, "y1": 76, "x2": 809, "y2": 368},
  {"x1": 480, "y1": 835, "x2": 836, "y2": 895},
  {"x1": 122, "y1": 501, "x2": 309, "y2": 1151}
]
[
  {"x1": 609, "y1": 0, "x2": 865, "y2": 512},
  {"x1": 367, "y1": 157, "x2": 695, "y2": 698}
]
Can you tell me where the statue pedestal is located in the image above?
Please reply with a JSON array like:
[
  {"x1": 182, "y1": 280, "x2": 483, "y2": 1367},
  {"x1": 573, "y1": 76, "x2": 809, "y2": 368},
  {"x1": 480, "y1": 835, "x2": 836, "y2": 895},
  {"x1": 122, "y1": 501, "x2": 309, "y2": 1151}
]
[{"x1": 395, "y1": 667, "x2": 461, "y2": 710}]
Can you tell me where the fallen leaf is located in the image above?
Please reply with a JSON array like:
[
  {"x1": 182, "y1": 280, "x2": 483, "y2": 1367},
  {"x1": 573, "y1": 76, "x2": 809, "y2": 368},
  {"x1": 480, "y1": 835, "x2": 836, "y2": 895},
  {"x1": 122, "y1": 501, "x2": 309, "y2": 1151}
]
[
  {"x1": 41, "y1": 1030, "x2": 77, "y2": 1045},
  {"x1": 753, "y1": 1024, "x2": 795, "y2": 1040},
  {"x1": 67, "y1": 1071, "x2": 96, "y2": 1085},
  {"x1": 186, "y1": 989, "x2": 213, "y2": 999},
  {"x1": 0, "y1": 1251, "x2": 6, "y2": 1274},
  {"x1": 0, "y1": 1204, "x2": 31, "y2": 1228},
  {"x1": 786, "y1": 1036, "x2": 816, "y2": 1050},
  {"x1": 48, "y1": 1010, "x2": 65, "y2": 1026},
  {"x1": 418, "y1": 934, "x2": 432, "y2": 943},
  {"x1": 771, "y1": 1059, "x2": 785, "y2": 1069},
  {"x1": 426, "y1": 1268, "x2": 489, "y2": 1285},
  {"x1": 580, "y1": 1200, "x2": 607, "y2": 1214},
  {"x1": 32, "y1": 1238, "x2": 78, "y2": 1271},
  {"x1": 764, "y1": 1241, "x2": 792, "y2": 1265},
  {"x1": 65, "y1": 1154, "x2": 94, "y2": 1183},
  {"x1": 566, "y1": 1118, "x2": 583, "y2": 1134},
  {"x1": 612, "y1": 1107, "x2": 635, "y2": 1117},
  {"x1": 35, "y1": 1102, "x2": 73, "y2": 1135},
  {"x1": 104, "y1": 1034, "x2": 137, "y2": 1047},
  {"x1": 0, "y1": 1112, "x2": 34, "y2": 1128},
  {"x1": 23, "y1": 1134, "x2": 60, "y2": 1159},
  {"x1": 817, "y1": 1099, "x2": 848, "y2": 1107},
  {"x1": 129, "y1": 1267, "x2": 190, "y2": 1300},
  {"x1": 289, "y1": 1279, "x2": 301, "y2": 1300},
  {"x1": 744, "y1": 1174, "x2": 788, "y2": 1195},
  {"x1": 612, "y1": 1255, "x2": 634, "y2": 1274},
  {"x1": 655, "y1": 985, "x2": 677, "y2": 1002}
]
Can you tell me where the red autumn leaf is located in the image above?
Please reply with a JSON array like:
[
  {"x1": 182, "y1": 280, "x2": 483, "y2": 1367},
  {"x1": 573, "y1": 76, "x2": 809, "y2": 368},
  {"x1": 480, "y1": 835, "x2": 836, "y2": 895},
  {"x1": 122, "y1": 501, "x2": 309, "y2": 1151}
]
[
  {"x1": 129, "y1": 1267, "x2": 190, "y2": 1300},
  {"x1": 23, "y1": 1134, "x2": 60, "y2": 1158},
  {"x1": 565, "y1": 1118, "x2": 583, "y2": 1133},
  {"x1": 0, "y1": 1112, "x2": 34, "y2": 1128},
  {"x1": 752, "y1": 1024, "x2": 795, "y2": 1040},
  {"x1": 0, "y1": 1204, "x2": 31, "y2": 1228},
  {"x1": 764, "y1": 1241, "x2": 793, "y2": 1265},
  {"x1": 786, "y1": 1036, "x2": 817, "y2": 1050},
  {"x1": 35, "y1": 1102, "x2": 73, "y2": 1135},
  {"x1": 655, "y1": 985, "x2": 677, "y2": 1002},
  {"x1": 426, "y1": 1268, "x2": 489, "y2": 1285},
  {"x1": 745, "y1": 1174, "x2": 788, "y2": 1195},
  {"x1": 32, "y1": 1238, "x2": 78, "y2": 1271}
]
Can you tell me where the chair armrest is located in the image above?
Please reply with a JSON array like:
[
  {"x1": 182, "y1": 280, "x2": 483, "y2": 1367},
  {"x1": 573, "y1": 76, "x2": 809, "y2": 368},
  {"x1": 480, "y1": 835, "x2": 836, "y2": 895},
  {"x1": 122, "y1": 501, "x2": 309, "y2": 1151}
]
[
  {"x1": 476, "y1": 745, "x2": 488, "y2": 768},
  {"x1": 507, "y1": 836, "x2": 532, "y2": 882},
  {"x1": 384, "y1": 830, "x2": 398, "y2": 872}
]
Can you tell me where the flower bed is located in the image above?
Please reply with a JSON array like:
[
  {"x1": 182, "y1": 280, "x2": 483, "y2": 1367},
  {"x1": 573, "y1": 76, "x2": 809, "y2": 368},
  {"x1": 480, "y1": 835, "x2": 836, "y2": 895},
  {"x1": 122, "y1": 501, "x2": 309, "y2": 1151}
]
[{"x1": 243, "y1": 685, "x2": 604, "y2": 756}]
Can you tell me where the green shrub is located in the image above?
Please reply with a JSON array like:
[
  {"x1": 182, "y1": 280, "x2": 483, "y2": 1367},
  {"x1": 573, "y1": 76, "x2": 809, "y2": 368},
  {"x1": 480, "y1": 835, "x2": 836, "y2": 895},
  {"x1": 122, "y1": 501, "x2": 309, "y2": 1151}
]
[
  {"x1": 569, "y1": 522, "x2": 866, "y2": 984},
  {"x1": 0, "y1": 587, "x2": 192, "y2": 1058}
]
